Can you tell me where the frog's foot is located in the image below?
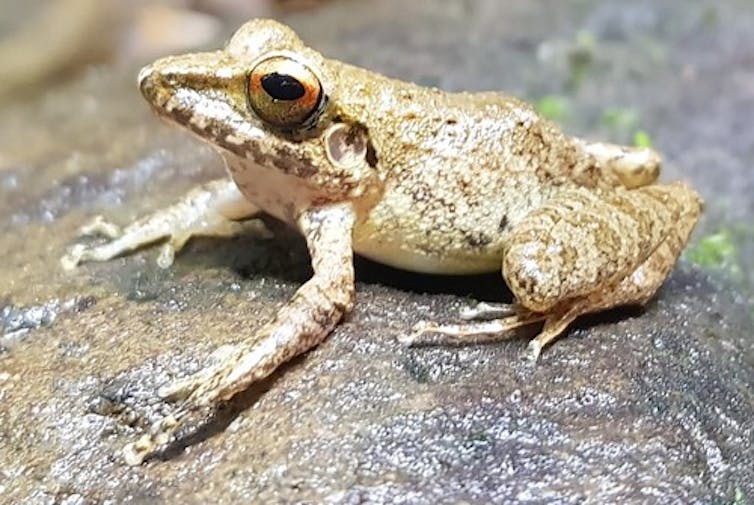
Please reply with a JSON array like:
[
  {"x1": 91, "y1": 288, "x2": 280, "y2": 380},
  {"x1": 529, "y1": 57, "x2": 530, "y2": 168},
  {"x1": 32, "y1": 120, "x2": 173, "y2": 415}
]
[
  {"x1": 401, "y1": 308, "x2": 546, "y2": 347},
  {"x1": 61, "y1": 179, "x2": 259, "y2": 270},
  {"x1": 403, "y1": 298, "x2": 620, "y2": 363},
  {"x1": 123, "y1": 412, "x2": 185, "y2": 466},
  {"x1": 457, "y1": 301, "x2": 568, "y2": 362},
  {"x1": 402, "y1": 304, "x2": 582, "y2": 363},
  {"x1": 121, "y1": 345, "x2": 241, "y2": 466},
  {"x1": 120, "y1": 204, "x2": 356, "y2": 465}
]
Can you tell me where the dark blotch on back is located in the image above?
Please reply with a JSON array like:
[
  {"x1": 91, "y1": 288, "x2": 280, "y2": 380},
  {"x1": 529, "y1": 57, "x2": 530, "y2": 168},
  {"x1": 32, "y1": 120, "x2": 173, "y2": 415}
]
[
  {"x1": 464, "y1": 231, "x2": 493, "y2": 248},
  {"x1": 498, "y1": 215, "x2": 509, "y2": 232},
  {"x1": 262, "y1": 73, "x2": 306, "y2": 101}
]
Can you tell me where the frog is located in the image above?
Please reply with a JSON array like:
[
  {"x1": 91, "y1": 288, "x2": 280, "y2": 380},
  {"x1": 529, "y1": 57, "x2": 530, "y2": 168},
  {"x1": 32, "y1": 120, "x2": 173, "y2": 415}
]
[{"x1": 61, "y1": 19, "x2": 702, "y2": 464}]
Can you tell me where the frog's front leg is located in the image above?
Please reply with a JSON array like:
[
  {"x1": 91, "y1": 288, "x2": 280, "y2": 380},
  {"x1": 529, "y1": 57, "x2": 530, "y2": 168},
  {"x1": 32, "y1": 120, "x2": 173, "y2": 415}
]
[
  {"x1": 123, "y1": 203, "x2": 356, "y2": 465},
  {"x1": 407, "y1": 182, "x2": 702, "y2": 361},
  {"x1": 61, "y1": 178, "x2": 259, "y2": 269}
]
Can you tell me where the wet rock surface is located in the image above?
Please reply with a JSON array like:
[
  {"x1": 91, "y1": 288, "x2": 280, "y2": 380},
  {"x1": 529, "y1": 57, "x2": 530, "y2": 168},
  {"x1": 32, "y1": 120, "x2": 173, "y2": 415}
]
[{"x1": 1, "y1": 0, "x2": 753, "y2": 503}]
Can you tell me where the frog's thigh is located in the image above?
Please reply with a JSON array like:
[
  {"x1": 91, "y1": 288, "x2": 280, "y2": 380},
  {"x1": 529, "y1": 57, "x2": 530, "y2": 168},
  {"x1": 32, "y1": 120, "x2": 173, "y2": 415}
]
[
  {"x1": 581, "y1": 187, "x2": 701, "y2": 312},
  {"x1": 503, "y1": 182, "x2": 698, "y2": 313},
  {"x1": 61, "y1": 178, "x2": 259, "y2": 269},
  {"x1": 526, "y1": 189, "x2": 700, "y2": 359}
]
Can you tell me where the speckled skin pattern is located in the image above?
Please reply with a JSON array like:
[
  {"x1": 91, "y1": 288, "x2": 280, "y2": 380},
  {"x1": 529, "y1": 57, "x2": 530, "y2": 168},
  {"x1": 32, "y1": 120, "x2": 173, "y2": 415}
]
[{"x1": 61, "y1": 20, "x2": 701, "y2": 463}]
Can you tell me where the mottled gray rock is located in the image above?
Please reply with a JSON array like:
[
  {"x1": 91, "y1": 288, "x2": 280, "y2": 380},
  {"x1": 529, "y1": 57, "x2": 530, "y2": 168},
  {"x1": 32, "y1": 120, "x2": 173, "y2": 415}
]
[{"x1": 1, "y1": 1, "x2": 753, "y2": 504}]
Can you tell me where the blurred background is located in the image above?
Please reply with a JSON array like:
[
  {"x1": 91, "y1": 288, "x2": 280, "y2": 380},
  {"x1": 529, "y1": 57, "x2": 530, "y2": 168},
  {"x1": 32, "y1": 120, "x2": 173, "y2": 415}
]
[{"x1": 0, "y1": 0, "x2": 327, "y2": 101}]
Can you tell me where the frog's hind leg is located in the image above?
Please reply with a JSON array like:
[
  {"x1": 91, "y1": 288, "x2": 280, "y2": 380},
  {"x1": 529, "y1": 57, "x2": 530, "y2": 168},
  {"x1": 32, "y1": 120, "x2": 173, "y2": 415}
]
[
  {"x1": 61, "y1": 179, "x2": 260, "y2": 269},
  {"x1": 405, "y1": 182, "x2": 702, "y2": 361},
  {"x1": 523, "y1": 191, "x2": 700, "y2": 361},
  {"x1": 402, "y1": 307, "x2": 546, "y2": 346}
]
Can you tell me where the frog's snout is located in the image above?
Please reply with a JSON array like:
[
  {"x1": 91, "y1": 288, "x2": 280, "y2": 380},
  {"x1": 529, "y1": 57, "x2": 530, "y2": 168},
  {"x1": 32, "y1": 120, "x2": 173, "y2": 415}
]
[
  {"x1": 137, "y1": 53, "x2": 240, "y2": 111},
  {"x1": 137, "y1": 59, "x2": 187, "y2": 109},
  {"x1": 137, "y1": 64, "x2": 154, "y2": 93},
  {"x1": 137, "y1": 56, "x2": 192, "y2": 108},
  {"x1": 138, "y1": 63, "x2": 161, "y2": 107}
]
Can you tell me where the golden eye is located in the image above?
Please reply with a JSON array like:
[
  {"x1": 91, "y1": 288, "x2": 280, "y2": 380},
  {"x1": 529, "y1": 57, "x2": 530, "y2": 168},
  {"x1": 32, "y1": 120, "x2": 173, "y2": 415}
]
[{"x1": 247, "y1": 56, "x2": 324, "y2": 128}]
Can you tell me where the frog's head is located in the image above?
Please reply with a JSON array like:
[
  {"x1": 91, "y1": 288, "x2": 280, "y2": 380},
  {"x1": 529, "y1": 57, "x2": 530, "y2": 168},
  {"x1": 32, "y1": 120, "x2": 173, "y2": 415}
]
[{"x1": 138, "y1": 19, "x2": 379, "y2": 201}]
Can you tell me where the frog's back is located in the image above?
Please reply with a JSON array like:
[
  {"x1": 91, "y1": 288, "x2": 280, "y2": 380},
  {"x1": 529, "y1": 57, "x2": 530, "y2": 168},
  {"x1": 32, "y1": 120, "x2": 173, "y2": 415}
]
[{"x1": 330, "y1": 62, "x2": 609, "y2": 274}]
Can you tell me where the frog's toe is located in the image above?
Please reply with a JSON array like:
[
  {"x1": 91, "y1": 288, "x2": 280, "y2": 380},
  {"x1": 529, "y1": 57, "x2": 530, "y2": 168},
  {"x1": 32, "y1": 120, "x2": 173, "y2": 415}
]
[
  {"x1": 459, "y1": 301, "x2": 520, "y2": 320},
  {"x1": 158, "y1": 375, "x2": 200, "y2": 402},
  {"x1": 157, "y1": 243, "x2": 178, "y2": 269},
  {"x1": 122, "y1": 435, "x2": 153, "y2": 466},
  {"x1": 399, "y1": 321, "x2": 440, "y2": 346},
  {"x1": 522, "y1": 339, "x2": 543, "y2": 365},
  {"x1": 124, "y1": 347, "x2": 241, "y2": 465},
  {"x1": 60, "y1": 238, "x2": 133, "y2": 270},
  {"x1": 78, "y1": 215, "x2": 122, "y2": 239},
  {"x1": 60, "y1": 244, "x2": 88, "y2": 270},
  {"x1": 122, "y1": 413, "x2": 184, "y2": 465},
  {"x1": 61, "y1": 240, "x2": 124, "y2": 269},
  {"x1": 126, "y1": 348, "x2": 239, "y2": 464}
]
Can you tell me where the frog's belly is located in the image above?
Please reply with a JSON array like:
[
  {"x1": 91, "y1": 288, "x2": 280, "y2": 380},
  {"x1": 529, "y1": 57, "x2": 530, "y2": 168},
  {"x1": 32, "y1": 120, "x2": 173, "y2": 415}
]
[
  {"x1": 352, "y1": 189, "x2": 509, "y2": 274},
  {"x1": 352, "y1": 226, "x2": 503, "y2": 275}
]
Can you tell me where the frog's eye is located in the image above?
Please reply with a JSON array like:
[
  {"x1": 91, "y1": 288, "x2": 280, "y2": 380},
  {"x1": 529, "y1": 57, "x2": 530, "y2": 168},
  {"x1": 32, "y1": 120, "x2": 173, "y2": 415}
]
[{"x1": 247, "y1": 56, "x2": 324, "y2": 128}]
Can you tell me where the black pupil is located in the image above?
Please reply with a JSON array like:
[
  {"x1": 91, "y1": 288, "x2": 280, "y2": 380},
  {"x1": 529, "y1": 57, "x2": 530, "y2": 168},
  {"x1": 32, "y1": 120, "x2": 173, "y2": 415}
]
[{"x1": 261, "y1": 73, "x2": 306, "y2": 101}]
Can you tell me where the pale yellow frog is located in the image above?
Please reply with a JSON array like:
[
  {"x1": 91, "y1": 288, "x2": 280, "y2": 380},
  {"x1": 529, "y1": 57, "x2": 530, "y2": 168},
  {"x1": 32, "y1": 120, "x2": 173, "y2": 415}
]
[{"x1": 61, "y1": 19, "x2": 702, "y2": 464}]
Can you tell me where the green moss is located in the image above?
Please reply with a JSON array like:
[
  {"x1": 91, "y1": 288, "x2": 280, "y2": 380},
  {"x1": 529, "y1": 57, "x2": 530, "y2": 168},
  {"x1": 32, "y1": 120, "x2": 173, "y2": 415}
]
[
  {"x1": 600, "y1": 107, "x2": 653, "y2": 145},
  {"x1": 633, "y1": 130, "x2": 653, "y2": 148},
  {"x1": 734, "y1": 487, "x2": 748, "y2": 505},
  {"x1": 685, "y1": 229, "x2": 742, "y2": 277},
  {"x1": 536, "y1": 95, "x2": 569, "y2": 122}
]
